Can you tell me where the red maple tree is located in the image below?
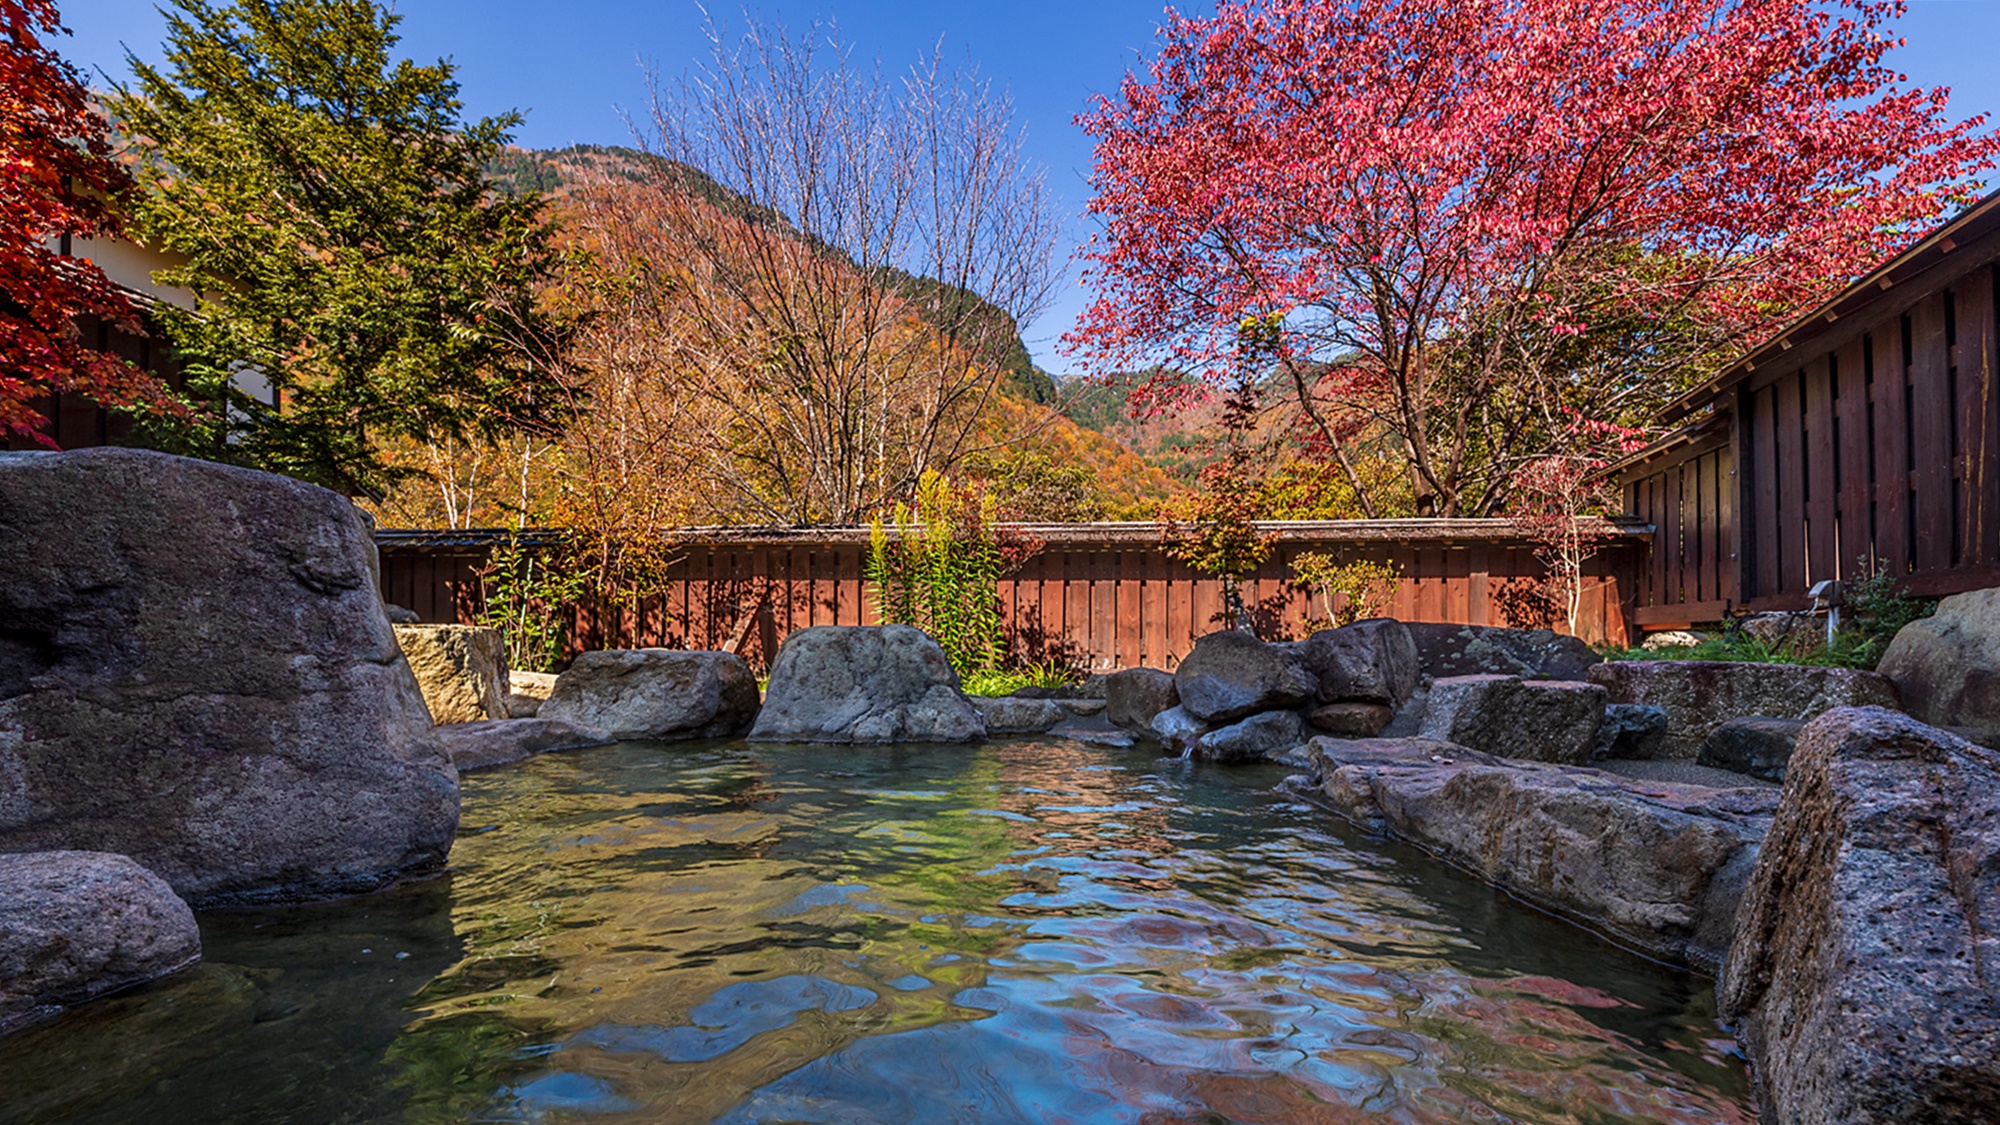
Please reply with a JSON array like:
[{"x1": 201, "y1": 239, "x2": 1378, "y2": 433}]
[
  {"x1": 1071, "y1": 0, "x2": 2000, "y2": 517},
  {"x1": 1, "y1": 0, "x2": 167, "y2": 445}
]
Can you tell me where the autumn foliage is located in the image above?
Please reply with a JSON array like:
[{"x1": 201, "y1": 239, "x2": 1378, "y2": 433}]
[
  {"x1": 1, "y1": 0, "x2": 167, "y2": 444},
  {"x1": 1074, "y1": 0, "x2": 2000, "y2": 516}
]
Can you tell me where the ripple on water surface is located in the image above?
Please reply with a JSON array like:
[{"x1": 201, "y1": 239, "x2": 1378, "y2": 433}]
[{"x1": 0, "y1": 739, "x2": 1755, "y2": 1124}]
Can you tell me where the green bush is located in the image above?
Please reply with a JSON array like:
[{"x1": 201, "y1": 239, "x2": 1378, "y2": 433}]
[
  {"x1": 866, "y1": 471, "x2": 1014, "y2": 677},
  {"x1": 1603, "y1": 563, "x2": 1935, "y2": 671}
]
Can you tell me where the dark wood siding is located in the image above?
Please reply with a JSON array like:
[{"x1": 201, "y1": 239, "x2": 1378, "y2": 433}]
[{"x1": 381, "y1": 525, "x2": 1644, "y2": 671}]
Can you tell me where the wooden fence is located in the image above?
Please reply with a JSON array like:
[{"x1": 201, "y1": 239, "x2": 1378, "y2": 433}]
[
  {"x1": 379, "y1": 521, "x2": 1646, "y2": 671},
  {"x1": 1618, "y1": 193, "x2": 2000, "y2": 622}
]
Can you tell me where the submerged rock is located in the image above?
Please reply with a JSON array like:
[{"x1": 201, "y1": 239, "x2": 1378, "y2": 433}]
[
  {"x1": 1173, "y1": 631, "x2": 1316, "y2": 723},
  {"x1": 1587, "y1": 660, "x2": 1898, "y2": 760},
  {"x1": 1299, "y1": 619, "x2": 1419, "y2": 706},
  {"x1": 1877, "y1": 586, "x2": 2000, "y2": 737},
  {"x1": 436, "y1": 718, "x2": 616, "y2": 771},
  {"x1": 1721, "y1": 708, "x2": 2000, "y2": 1124},
  {"x1": 1418, "y1": 675, "x2": 1606, "y2": 764},
  {"x1": 1295, "y1": 736, "x2": 1773, "y2": 972},
  {"x1": 0, "y1": 448, "x2": 456, "y2": 906},
  {"x1": 1193, "y1": 709, "x2": 1303, "y2": 763},
  {"x1": 967, "y1": 695, "x2": 1069, "y2": 734},
  {"x1": 750, "y1": 625, "x2": 984, "y2": 744},
  {"x1": 1403, "y1": 623, "x2": 1601, "y2": 681},
  {"x1": 1103, "y1": 668, "x2": 1179, "y2": 731},
  {"x1": 0, "y1": 851, "x2": 201, "y2": 1037},
  {"x1": 541, "y1": 649, "x2": 759, "y2": 741},
  {"x1": 1695, "y1": 716, "x2": 1804, "y2": 782},
  {"x1": 393, "y1": 624, "x2": 508, "y2": 724}
]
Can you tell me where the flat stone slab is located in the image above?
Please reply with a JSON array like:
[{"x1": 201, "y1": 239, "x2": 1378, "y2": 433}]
[
  {"x1": 1588, "y1": 660, "x2": 1899, "y2": 760},
  {"x1": 1293, "y1": 736, "x2": 1775, "y2": 972},
  {"x1": 436, "y1": 718, "x2": 616, "y2": 771},
  {"x1": 1404, "y1": 623, "x2": 1601, "y2": 680},
  {"x1": 1, "y1": 851, "x2": 201, "y2": 1037},
  {"x1": 1596, "y1": 758, "x2": 1780, "y2": 790}
]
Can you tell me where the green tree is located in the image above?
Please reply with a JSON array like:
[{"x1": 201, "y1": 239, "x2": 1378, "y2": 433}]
[{"x1": 111, "y1": 0, "x2": 577, "y2": 495}]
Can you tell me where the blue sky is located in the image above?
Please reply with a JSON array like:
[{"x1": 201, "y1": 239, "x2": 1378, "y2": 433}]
[{"x1": 50, "y1": 0, "x2": 2000, "y2": 377}]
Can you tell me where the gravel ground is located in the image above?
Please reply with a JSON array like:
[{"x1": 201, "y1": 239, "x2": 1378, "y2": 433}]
[{"x1": 1595, "y1": 758, "x2": 1780, "y2": 789}]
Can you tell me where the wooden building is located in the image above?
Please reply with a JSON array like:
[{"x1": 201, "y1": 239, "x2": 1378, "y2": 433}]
[{"x1": 1620, "y1": 192, "x2": 2000, "y2": 628}]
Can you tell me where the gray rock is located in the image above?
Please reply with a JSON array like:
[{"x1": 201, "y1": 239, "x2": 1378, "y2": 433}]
[
  {"x1": 968, "y1": 695, "x2": 1070, "y2": 734},
  {"x1": 1595, "y1": 758, "x2": 1780, "y2": 789},
  {"x1": 382, "y1": 602, "x2": 420, "y2": 625},
  {"x1": 1378, "y1": 681, "x2": 1429, "y2": 738},
  {"x1": 1194, "y1": 710, "x2": 1304, "y2": 763},
  {"x1": 0, "y1": 851, "x2": 201, "y2": 1036},
  {"x1": 1419, "y1": 675, "x2": 1607, "y2": 764},
  {"x1": 1592, "y1": 703, "x2": 1668, "y2": 760},
  {"x1": 540, "y1": 649, "x2": 758, "y2": 741},
  {"x1": 1721, "y1": 708, "x2": 2000, "y2": 1124},
  {"x1": 393, "y1": 623, "x2": 508, "y2": 724},
  {"x1": 1149, "y1": 705, "x2": 1213, "y2": 756},
  {"x1": 1587, "y1": 660, "x2": 1900, "y2": 760},
  {"x1": 1059, "y1": 699, "x2": 1108, "y2": 717},
  {"x1": 1297, "y1": 736, "x2": 1774, "y2": 972},
  {"x1": 1642, "y1": 630, "x2": 1705, "y2": 649},
  {"x1": 1173, "y1": 631, "x2": 1316, "y2": 722},
  {"x1": 1877, "y1": 586, "x2": 2000, "y2": 735},
  {"x1": 1404, "y1": 622, "x2": 1602, "y2": 680},
  {"x1": 436, "y1": 718, "x2": 615, "y2": 771},
  {"x1": 0, "y1": 448, "x2": 456, "y2": 907},
  {"x1": 1305, "y1": 701, "x2": 1395, "y2": 738},
  {"x1": 1695, "y1": 716, "x2": 1804, "y2": 782},
  {"x1": 1738, "y1": 611, "x2": 1823, "y2": 651},
  {"x1": 750, "y1": 625, "x2": 984, "y2": 744},
  {"x1": 505, "y1": 670, "x2": 558, "y2": 719},
  {"x1": 1103, "y1": 668, "x2": 1179, "y2": 731},
  {"x1": 1300, "y1": 619, "x2": 1419, "y2": 706}
]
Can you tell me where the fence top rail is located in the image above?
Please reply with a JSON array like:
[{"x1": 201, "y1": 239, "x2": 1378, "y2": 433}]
[{"x1": 374, "y1": 518, "x2": 1653, "y2": 554}]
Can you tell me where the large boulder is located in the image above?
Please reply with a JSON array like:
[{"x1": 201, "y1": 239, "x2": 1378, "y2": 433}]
[
  {"x1": 1587, "y1": 660, "x2": 1899, "y2": 760},
  {"x1": 540, "y1": 649, "x2": 758, "y2": 740},
  {"x1": 1877, "y1": 586, "x2": 2000, "y2": 738},
  {"x1": 1404, "y1": 623, "x2": 1601, "y2": 681},
  {"x1": 1173, "y1": 631, "x2": 1316, "y2": 723},
  {"x1": 1103, "y1": 668, "x2": 1179, "y2": 731},
  {"x1": 1299, "y1": 619, "x2": 1420, "y2": 706},
  {"x1": 967, "y1": 695, "x2": 1069, "y2": 734},
  {"x1": 0, "y1": 449, "x2": 457, "y2": 906},
  {"x1": 1418, "y1": 675, "x2": 1607, "y2": 764},
  {"x1": 1193, "y1": 710, "x2": 1304, "y2": 763},
  {"x1": 1296, "y1": 737, "x2": 1774, "y2": 972},
  {"x1": 392, "y1": 624, "x2": 507, "y2": 724},
  {"x1": 436, "y1": 718, "x2": 616, "y2": 771},
  {"x1": 0, "y1": 851, "x2": 201, "y2": 1036},
  {"x1": 750, "y1": 625, "x2": 984, "y2": 743},
  {"x1": 1721, "y1": 708, "x2": 2000, "y2": 1124},
  {"x1": 1695, "y1": 716, "x2": 1804, "y2": 782}
]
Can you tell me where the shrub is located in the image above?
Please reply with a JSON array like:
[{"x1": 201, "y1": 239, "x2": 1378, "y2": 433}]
[
  {"x1": 1291, "y1": 553, "x2": 1401, "y2": 630},
  {"x1": 866, "y1": 471, "x2": 1040, "y2": 677}
]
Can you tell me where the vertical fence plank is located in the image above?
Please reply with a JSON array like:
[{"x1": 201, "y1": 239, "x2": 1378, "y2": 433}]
[
  {"x1": 1960, "y1": 266, "x2": 2000, "y2": 567},
  {"x1": 1803, "y1": 354, "x2": 1839, "y2": 585},
  {"x1": 1910, "y1": 292, "x2": 1956, "y2": 571},
  {"x1": 1834, "y1": 336, "x2": 1873, "y2": 578}
]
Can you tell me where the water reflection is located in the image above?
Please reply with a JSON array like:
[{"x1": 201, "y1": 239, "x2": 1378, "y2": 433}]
[{"x1": 0, "y1": 740, "x2": 1753, "y2": 1124}]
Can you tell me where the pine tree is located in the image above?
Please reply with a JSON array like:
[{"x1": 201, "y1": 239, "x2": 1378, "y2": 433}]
[{"x1": 111, "y1": 0, "x2": 577, "y2": 495}]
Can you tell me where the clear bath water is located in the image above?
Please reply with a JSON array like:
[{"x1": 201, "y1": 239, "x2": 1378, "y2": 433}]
[{"x1": 0, "y1": 739, "x2": 1755, "y2": 1124}]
